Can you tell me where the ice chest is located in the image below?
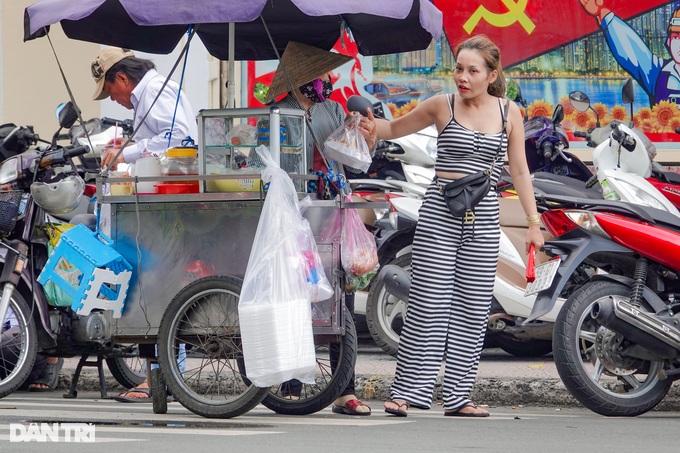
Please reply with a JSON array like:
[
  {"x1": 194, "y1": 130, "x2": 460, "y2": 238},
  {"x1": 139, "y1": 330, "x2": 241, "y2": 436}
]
[{"x1": 38, "y1": 224, "x2": 133, "y2": 318}]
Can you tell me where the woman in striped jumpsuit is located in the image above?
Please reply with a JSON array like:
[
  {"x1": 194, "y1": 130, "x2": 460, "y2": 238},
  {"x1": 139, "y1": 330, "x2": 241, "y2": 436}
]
[{"x1": 373, "y1": 35, "x2": 544, "y2": 417}]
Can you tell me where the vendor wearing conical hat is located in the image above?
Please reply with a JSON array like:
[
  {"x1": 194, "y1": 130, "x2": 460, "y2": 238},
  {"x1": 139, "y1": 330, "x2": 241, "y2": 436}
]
[
  {"x1": 267, "y1": 42, "x2": 375, "y2": 416},
  {"x1": 266, "y1": 41, "x2": 376, "y2": 174}
]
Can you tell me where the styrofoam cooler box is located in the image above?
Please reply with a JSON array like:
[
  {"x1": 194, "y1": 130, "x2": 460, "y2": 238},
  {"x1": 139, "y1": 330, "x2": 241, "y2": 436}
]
[{"x1": 239, "y1": 299, "x2": 316, "y2": 387}]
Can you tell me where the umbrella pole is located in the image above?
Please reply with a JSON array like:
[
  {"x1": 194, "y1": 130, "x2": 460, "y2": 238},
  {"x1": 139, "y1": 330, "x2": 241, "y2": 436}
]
[{"x1": 226, "y1": 23, "x2": 236, "y2": 108}]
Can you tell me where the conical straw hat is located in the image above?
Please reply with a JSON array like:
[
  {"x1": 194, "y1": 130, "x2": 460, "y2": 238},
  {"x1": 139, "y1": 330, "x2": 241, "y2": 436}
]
[{"x1": 264, "y1": 41, "x2": 353, "y2": 103}]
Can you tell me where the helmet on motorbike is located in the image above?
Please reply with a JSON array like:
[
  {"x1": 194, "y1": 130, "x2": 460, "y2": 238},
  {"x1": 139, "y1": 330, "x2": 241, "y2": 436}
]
[{"x1": 30, "y1": 175, "x2": 85, "y2": 215}]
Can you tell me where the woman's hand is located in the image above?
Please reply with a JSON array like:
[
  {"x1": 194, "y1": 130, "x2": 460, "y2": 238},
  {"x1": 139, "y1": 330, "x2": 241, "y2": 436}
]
[{"x1": 525, "y1": 224, "x2": 545, "y2": 254}]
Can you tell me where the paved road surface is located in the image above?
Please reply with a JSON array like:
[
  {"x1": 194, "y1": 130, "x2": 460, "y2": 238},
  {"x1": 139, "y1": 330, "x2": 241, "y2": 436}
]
[{"x1": 0, "y1": 392, "x2": 678, "y2": 453}]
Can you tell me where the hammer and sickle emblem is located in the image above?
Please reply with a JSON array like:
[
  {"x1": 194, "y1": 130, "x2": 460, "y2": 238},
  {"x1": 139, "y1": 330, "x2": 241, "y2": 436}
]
[{"x1": 463, "y1": 0, "x2": 535, "y2": 35}]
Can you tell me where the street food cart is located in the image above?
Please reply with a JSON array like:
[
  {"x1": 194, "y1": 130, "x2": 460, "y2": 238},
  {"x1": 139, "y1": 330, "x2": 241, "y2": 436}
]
[{"x1": 98, "y1": 106, "x2": 364, "y2": 417}]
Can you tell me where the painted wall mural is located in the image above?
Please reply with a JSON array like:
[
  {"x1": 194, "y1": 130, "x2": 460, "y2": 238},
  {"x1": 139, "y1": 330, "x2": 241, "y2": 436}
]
[{"x1": 247, "y1": 1, "x2": 680, "y2": 146}]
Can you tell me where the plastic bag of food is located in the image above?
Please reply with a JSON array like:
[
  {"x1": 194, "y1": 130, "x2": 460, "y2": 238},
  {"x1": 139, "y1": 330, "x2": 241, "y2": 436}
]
[
  {"x1": 239, "y1": 145, "x2": 316, "y2": 387},
  {"x1": 323, "y1": 115, "x2": 371, "y2": 172},
  {"x1": 341, "y1": 195, "x2": 379, "y2": 291},
  {"x1": 226, "y1": 123, "x2": 257, "y2": 146}
]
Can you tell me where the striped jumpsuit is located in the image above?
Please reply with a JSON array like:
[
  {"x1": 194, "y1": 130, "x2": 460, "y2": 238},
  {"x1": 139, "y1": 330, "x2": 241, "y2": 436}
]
[{"x1": 390, "y1": 95, "x2": 507, "y2": 412}]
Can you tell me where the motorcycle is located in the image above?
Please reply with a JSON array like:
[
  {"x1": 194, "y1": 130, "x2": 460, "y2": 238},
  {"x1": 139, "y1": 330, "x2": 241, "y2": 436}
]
[
  {"x1": 530, "y1": 192, "x2": 680, "y2": 416},
  {"x1": 569, "y1": 79, "x2": 680, "y2": 213},
  {"x1": 0, "y1": 102, "x2": 144, "y2": 398},
  {"x1": 524, "y1": 80, "x2": 680, "y2": 416}
]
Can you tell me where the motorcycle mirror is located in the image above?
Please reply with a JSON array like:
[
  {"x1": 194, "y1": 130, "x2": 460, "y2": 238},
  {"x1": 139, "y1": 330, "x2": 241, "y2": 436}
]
[
  {"x1": 56, "y1": 102, "x2": 80, "y2": 129},
  {"x1": 552, "y1": 104, "x2": 564, "y2": 125},
  {"x1": 347, "y1": 95, "x2": 373, "y2": 117},
  {"x1": 568, "y1": 91, "x2": 590, "y2": 112},
  {"x1": 622, "y1": 78, "x2": 635, "y2": 126},
  {"x1": 622, "y1": 78, "x2": 635, "y2": 105}
]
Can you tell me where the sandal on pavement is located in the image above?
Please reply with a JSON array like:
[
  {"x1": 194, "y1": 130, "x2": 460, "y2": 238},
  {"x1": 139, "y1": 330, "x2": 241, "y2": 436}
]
[
  {"x1": 444, "y1": 403, "x2": 490, "y2": 418},
  {"x1": 28, "y1": 358, "x2": 64, "y2": 392},
  {"x1": 384, "y1": 400, "x2": 409, "y2": 417},
  {"x1": 332, "y1": 398, "x2": 371, "y2": 416},
  {"x1": 113, "y1": 387, "x2": 152, "y2": 403}
]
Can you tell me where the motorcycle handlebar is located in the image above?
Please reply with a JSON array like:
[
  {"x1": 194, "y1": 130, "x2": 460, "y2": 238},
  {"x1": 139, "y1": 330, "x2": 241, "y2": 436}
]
[
  {"x1": 573, "y1": 131, "x2": 588, "y2": 139},
  {"x1": 65, "y1": 145, "x2": 90, "y2": 158},
  {"x1": 541, "y1": 141, "x2": 553, "y2": 159},
  {"x1": 101, "y1": 117, "x2": 134, "y2": 134},
  {"x1": 610, "y1": 127, "x2": 636, "y2": 151}
]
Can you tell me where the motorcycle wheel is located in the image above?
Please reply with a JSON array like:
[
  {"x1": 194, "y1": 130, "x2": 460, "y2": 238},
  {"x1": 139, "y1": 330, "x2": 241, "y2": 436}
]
[
  {"x1": 553, "y1": 280, "x2": 671, "y2": 416},
  {"x1": 157, "y1": 275, "x2": 269, "y2": 418},
  {"x1": 105, "y1": 345, "x2": 146, "y2": 389},
  {"x1": 0, "y1": 290, "x2": 38, "y2": 398},
  {"x1": 260, "y1": 306, "x2": 357, "y2": 415},
  {"x1": 366, "y1": 253, "x2": 411, "y2": 357},
  {"x1": 494, "y1": 337, "x2": 553, "y2": 358}
]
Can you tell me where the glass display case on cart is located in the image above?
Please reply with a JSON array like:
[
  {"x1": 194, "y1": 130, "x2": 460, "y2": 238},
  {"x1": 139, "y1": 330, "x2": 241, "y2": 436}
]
[{"x1": 198, "y1": 106, "x2": 309, "y2": 194}]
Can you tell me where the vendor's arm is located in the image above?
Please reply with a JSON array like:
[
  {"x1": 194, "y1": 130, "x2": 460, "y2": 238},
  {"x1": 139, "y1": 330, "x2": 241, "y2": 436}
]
[
  {"x1": 374, "y1": 94, "x2": 449, "y2": 140},
  {"x1": 505, "y1": 101, "x2": 544, "y2": 253},
  {"x1": 124, "y1": 85, "x2": 197, "y2": 162}
]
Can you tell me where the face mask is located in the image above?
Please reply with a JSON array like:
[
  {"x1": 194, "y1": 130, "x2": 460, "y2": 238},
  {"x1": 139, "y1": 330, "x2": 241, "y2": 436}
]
[{"x1": 299, "y1": 78, "x2": 333, "y2": 103}]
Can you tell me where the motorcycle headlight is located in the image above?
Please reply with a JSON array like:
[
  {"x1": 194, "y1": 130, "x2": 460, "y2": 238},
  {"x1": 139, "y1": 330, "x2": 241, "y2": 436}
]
[
  {"x1": 615, "y1": 180, "x2": 667, "y2": 211},
  {"x1": 0, "y1": 158, "x2": 18, "y2": 185}
]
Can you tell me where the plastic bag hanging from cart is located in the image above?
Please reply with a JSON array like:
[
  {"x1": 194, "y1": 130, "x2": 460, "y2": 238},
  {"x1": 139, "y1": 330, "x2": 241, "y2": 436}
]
[
  {"x1": 298, "y1": 196, "x2": 333, "y2": 302},
  {"x1": 341, "y1": 194, "x2": 379, "y2": 291},
  {"x1": 238, "y1": 145, "x2": 317, "y2": 387}
]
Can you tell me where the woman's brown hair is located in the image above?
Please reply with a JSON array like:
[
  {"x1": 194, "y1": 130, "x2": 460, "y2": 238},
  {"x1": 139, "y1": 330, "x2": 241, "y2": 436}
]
[{"x1": 454, "y1": 35, "x2": 506, "y2": 97}]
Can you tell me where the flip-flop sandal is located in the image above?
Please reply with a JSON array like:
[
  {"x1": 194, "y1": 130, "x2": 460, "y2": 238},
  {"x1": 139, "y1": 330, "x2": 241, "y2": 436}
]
[
  {"x1": 444, "y1": 403, "x2": 490, "y2": 417},
  {"x1": 331, "y1": 398, "x2": 371, "y2": 416},
  {"x1": 113, "y1": 387, "x2": 152, "y2": 403},
  {"x1": 384, "y1": 400, "x2": 409, "y2": 417},
  {"x1": 28, "y1": 358, "x2": 64, "y2": 392}
]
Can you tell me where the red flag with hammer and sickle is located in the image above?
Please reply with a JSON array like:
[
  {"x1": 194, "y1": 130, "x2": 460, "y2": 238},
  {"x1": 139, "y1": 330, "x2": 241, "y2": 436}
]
[{"x1": 434, "y1": 0, "x2": 673, "y2": 67}]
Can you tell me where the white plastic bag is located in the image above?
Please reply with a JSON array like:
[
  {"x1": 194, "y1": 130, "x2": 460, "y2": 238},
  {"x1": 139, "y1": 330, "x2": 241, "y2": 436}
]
[
  {"x1": 323, "y1": 115, "x2": 372, "y2": 172},
  {"x1": 239, "y1": 145, "x2": 316, "y2": 387}
]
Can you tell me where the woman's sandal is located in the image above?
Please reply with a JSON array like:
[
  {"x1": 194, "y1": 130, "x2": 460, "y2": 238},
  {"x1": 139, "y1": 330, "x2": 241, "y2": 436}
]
[
  {"x1": 444, "y1": 403, "x2": 490, "y2": 417},
  {"x1": 332, "y1": 398, "x2": 371, "y2": 416},
  {"x1": 384, "y1": 400, "x2": 410, "y2": 417}
]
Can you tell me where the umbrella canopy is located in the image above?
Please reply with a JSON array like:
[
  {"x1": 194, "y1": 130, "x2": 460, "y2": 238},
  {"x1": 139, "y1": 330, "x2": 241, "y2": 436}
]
[{"x1": 24, "y1": 0, "x2": 442, "y2": 60}]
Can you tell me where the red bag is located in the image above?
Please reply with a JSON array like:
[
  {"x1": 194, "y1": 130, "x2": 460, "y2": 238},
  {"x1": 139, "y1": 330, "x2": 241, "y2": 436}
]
[{"x1": 526, "y1": 244, "x2": 536, "y2": 283}]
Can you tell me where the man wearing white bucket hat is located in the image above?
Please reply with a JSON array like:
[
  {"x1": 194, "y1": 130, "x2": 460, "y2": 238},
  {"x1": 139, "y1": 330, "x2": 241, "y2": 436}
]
[
  {"x1": 92, "y1": 47, "x2": 198, "y2": 169},
  {"x1": 268, "y1": 42, "x2": 376, "y2": 416}
]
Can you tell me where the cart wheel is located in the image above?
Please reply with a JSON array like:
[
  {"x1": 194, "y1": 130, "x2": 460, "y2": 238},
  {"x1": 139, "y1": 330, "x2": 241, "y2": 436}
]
[
  {"x1": 151, "y1": 367, "x2": 167, "y2": 414},
  {"x1": 157, "y1": 275, "x2": 269, "y2": 418},
  {"x1": 260, "y1": 306, "x2": 358, "y2": 415}
]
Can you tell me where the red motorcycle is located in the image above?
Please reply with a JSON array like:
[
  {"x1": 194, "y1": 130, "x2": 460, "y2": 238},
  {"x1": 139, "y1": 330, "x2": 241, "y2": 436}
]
[{"x1": 529, "y1": 192, "x2": 680, "y2": 416}]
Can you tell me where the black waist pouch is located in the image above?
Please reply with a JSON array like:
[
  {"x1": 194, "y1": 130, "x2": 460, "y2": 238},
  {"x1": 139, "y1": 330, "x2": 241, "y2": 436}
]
[{"x1": 440, "y1": 171, "x2": 490, "y2": 223}]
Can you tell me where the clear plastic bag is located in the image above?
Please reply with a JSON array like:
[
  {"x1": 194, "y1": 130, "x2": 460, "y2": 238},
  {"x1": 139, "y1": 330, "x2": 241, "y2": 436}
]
[
  {"x1": 341, "y1": 195, "x2": 379, "y2": 291},
  {"x1": 323, "y1": 115, "x2": 372, "y2": 172},
  {"x1": 298, "y1": 197, "x2": 334, "y2": 302},
  {"x1": 239, "y1": 145, "x2": 316, "y2": 387}
]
